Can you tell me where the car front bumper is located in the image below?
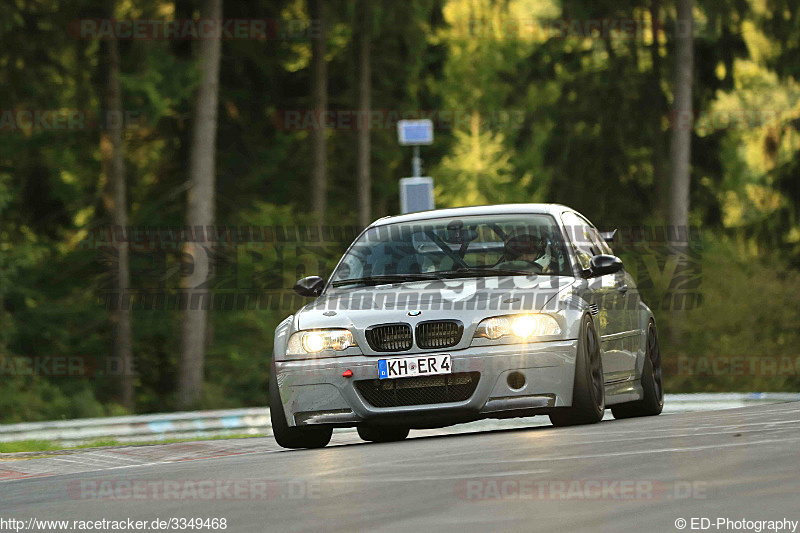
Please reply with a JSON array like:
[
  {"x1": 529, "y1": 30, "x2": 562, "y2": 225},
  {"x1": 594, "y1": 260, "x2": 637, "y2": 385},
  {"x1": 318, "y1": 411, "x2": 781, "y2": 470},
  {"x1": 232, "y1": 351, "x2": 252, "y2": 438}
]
[{"x1": 273, "y1": 339, "x2": 579, "y2": 428}]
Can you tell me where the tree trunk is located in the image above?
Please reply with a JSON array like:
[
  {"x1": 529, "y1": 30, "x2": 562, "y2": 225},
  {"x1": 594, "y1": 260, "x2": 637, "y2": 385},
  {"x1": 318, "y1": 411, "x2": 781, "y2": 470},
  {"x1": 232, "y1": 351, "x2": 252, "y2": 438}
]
[
  {"x1": 177, "y1": 0, "x2": 223, "y2": 410},
  {"x1": 668, "y1": 0, "x2": 693, "y2": 233},
  {"x1": 103, "y1": 4, "x2": 134, "y2": 410},
  {"x1": 650, "y1": 0, "x2": 668, "y2": 221},
  {"x1": 310, "y1": 0, "x2": 328, "y2": 223},
  {"x1": 667, "y1": 0, "x2": 694, "y2": 349},
  {"x1": 357, "y1": 0, "x2": 372, "y2": 228}
]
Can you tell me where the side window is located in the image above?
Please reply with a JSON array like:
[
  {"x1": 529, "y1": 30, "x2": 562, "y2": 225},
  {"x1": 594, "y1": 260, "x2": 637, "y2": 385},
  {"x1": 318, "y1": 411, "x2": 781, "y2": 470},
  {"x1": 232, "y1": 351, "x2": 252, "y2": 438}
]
[
  {"x1": 595, "y1": 231, "x2": 613, "y2": 255},
  {"x1": 561, "y1": 212, "x2": 594, "y2": 270},
  {"x1": 599, "y1": 234, "x2": 613, "y2": 255},
  {"x1": 586, "y1": 226, "x2": 612, "y2": 256},
  {"x1": 578, "y1": 216, "x2": 614, "y2": 256}
]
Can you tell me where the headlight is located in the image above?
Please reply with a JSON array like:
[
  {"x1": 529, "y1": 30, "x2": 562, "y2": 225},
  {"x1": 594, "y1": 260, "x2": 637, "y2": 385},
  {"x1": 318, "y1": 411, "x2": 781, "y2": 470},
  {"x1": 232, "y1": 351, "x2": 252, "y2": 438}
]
[
  {"x1": 286, "y1": 329, "x2": 356, "y2": 355},
  {"x1": 474, "y1": 314, "x2": 561, "y2": 342}
]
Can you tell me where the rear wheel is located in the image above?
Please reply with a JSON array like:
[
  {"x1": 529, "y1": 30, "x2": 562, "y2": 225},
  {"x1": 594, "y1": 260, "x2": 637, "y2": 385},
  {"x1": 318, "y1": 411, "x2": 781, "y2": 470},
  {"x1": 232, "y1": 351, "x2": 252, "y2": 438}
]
[
  {"x1": 549, "y1": 314, "x2": 605, "y2": 427},
  {"x1": 357, "y1": 424, "x2": 410, "y2": 443},
  {"x1": 269, "y1": 366, "x2": 332, "y2": 449},
  {"x1": 611, "y1": 321, "x2": 664, "y2": 419}
]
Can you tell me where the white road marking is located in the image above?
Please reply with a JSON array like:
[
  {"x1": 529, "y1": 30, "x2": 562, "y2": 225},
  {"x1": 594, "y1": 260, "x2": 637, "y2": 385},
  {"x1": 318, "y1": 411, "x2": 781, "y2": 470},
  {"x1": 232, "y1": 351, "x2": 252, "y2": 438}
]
[
  {"x1": 275, "y1": 469, "x2": 553, "y2": 484},
  {"x1": 491, "y1": 435, "x2": 800, "y2": 464},
  {"x1": 46, "y1": 457, "x2": 85, "y2": 465},
  {"x1": 81, "y1": 452, "x2": 142, "y2": 464}
]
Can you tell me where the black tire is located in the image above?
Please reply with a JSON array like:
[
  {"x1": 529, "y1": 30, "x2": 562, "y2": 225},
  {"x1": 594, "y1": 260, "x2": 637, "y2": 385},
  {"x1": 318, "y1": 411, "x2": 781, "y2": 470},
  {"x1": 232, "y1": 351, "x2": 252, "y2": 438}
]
[
  {"x1": 611, "y1": 321, "x2": 664, "y2": 419},
  {"x1": 269, "y1": 366, "x2": 332, "y2": 449},
  {"x1": 549, "y1": 314, "x2": 605, "y2": 427},
  {"x1": 357, "y1": 424, "x2": 410, "y2": 443}
]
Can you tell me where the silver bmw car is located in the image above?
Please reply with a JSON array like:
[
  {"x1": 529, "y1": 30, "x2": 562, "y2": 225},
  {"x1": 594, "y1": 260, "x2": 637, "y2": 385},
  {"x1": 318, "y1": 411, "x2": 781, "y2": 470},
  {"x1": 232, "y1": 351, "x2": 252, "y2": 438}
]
[{"x1": 270, "y1": 204, "x2": 663, "y2": 448}]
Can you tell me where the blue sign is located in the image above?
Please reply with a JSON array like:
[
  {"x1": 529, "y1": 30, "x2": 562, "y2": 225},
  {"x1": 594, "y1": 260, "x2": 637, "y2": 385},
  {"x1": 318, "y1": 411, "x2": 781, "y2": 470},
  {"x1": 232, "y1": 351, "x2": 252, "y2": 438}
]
[{"x1": 397, "y1": 119, "x2": 434, "y2": 146}]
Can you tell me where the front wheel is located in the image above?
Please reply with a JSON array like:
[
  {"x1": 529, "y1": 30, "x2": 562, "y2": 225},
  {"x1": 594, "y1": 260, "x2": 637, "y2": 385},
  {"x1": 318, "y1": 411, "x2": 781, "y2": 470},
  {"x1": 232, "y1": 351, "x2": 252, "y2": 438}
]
[
  {"x1": 269, "y1": 365, "x2": 332, "y2": 449},
  {"x1": 611, "y1": 321, "x2": 664, "y2": 419},
  {"x1": 549, "y1": 314, "x2": 605, "y2": 427}
]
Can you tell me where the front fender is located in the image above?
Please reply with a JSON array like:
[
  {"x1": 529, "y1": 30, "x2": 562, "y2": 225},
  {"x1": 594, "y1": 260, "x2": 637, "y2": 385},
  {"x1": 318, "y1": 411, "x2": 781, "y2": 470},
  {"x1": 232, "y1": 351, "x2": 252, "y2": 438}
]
[{"x1": 272, "y1": 315, "x2": 294, "y2": 361}]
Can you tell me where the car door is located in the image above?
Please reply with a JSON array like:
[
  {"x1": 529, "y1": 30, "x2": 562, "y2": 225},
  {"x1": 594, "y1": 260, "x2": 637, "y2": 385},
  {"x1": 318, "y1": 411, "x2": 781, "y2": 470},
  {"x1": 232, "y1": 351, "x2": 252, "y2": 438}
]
[
  {"x1": 583, "y1": 221, "x2": 638, "y2": 381},
  {"x1": 615, "y1": 259, "x2": 642, "y2": 375},
  {"x1": 561, "y1": 212, "x2": 630, "y2": 383},
  {"x1": 561, "y1": 211, "x2": 628, "y2": 382}
]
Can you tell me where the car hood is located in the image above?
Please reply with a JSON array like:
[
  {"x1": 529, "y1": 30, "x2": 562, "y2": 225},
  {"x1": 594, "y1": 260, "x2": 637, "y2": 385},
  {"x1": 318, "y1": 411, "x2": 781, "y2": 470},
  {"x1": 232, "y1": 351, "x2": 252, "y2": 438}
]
[{"x1": 295, "y1": 276, "x2": 576, "y2": 331}]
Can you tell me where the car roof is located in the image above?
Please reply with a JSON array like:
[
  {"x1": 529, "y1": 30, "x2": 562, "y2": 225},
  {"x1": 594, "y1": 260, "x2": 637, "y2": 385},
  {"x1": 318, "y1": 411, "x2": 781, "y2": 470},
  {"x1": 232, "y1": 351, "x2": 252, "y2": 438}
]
[{"x1": 369, "y1": 203, "x2": 574, "y2": 227}]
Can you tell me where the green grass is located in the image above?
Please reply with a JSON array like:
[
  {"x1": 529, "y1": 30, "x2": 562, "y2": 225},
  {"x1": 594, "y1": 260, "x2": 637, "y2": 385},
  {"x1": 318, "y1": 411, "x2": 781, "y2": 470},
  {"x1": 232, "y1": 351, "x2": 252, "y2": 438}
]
[
  {"x1": 0, "y1": 440, "x2": 64, "y2": 453},
  {"x1": 0, "y1": 434, "x2": 262, "y2": 454}
]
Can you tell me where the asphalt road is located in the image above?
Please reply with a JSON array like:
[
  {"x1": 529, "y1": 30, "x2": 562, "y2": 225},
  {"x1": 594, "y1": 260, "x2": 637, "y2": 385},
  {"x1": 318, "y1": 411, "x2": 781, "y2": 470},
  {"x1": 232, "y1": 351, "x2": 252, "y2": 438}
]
[{"x1": 2, "y1": 402, "x2": 800, "y2": 532}]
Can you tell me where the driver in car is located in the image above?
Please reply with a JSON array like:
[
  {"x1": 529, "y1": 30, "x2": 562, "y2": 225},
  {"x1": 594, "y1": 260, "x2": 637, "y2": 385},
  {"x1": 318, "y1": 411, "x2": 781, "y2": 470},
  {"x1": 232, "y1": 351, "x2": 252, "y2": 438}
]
[{"x1": 496, "y1": 234, "x2": 560, "y2": 274}]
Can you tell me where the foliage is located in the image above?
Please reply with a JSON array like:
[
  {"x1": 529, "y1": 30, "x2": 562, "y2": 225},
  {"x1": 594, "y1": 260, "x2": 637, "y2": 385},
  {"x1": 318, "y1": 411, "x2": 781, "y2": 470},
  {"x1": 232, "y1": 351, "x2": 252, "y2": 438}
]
[
  {"x1": 660, "y1": 236, "x2": 800, "y2": 392},
  {"x1": 1, "y1": 0, "x2": 799, "y2": 423}
]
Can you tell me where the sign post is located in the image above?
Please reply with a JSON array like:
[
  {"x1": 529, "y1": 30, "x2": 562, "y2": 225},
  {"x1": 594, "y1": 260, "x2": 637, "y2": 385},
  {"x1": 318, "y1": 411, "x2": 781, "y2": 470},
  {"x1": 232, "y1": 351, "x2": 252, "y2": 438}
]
[{"x1": 397, "y1": 119, "x2": 434, "y2": 214}]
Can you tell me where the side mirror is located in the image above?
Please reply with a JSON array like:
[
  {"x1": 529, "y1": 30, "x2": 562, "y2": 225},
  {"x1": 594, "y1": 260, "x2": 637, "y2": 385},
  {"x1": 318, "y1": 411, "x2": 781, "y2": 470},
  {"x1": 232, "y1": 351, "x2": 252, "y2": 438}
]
[
  {"x1": 586, "y1": 255, "x2": 623, "y2": 277},
  {"x1": 293, "y1": 276, "x2": 325, "y2": 297}
]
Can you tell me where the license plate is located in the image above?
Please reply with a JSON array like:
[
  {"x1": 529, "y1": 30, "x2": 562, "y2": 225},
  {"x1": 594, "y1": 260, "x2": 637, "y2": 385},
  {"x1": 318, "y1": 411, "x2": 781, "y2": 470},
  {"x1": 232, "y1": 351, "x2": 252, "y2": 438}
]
[{"x1": 378, "y1": 354, "x2": 451, "y2": 380}]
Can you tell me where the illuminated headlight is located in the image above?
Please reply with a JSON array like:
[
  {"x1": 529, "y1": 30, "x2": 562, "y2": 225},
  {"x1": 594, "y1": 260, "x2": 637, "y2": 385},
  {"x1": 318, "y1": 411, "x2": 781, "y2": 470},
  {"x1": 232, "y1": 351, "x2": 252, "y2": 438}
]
[
  {"x1": 286, "y1": 329, "x2": 356, "y2": 355},
  {"x1": 474, "y1": 314, "x2": 561, "y2": 342}
]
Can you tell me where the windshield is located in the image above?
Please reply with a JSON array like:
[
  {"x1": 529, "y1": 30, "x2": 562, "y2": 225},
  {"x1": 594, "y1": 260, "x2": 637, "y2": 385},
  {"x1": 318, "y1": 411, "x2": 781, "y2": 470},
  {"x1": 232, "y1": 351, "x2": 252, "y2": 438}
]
[{"x1": 330, "y1": 214, "x2": 572, "y2": 285}]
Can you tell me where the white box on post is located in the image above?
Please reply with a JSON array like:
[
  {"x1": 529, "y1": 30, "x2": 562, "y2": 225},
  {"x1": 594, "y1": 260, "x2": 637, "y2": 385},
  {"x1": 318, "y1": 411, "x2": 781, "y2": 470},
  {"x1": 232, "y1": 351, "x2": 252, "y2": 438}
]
[{"x1": 400, "y1": 177, "x2": 435, "y2": 214}]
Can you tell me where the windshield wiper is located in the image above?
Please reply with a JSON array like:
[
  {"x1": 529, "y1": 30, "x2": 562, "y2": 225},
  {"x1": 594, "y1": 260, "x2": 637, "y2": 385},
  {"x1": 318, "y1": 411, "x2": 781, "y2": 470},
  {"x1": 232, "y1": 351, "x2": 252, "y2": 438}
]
[
  {"x1": 331, "y1": 273, "x2": 442, "y2": 287},
  {"x1": 435, "y1": 267, "x2": 536, "y2": 278}
]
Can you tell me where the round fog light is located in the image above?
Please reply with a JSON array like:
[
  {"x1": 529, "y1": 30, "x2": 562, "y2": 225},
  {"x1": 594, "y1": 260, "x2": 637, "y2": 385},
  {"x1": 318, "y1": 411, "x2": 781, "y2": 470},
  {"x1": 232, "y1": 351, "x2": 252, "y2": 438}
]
[{"x1": 507, "y1": 371, "x2": 526, "y2": 390}]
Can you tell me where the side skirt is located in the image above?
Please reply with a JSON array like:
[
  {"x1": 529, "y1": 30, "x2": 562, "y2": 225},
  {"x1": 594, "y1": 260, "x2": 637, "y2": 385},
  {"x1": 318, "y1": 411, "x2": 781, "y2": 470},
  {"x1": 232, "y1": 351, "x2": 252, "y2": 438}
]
[{"x1": 604, "y1": 378, "x2": 643, "y2": 406}]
